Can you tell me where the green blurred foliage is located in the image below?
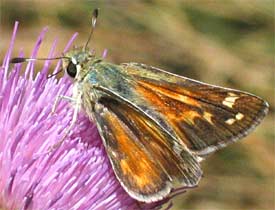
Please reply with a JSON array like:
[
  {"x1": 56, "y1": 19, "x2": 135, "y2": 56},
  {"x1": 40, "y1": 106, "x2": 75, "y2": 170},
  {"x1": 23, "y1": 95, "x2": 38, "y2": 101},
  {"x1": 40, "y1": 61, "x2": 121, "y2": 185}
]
[
  {"x1": 0, "y1": 0, "x2": 274, "y2": 209},
  {"x1": 0, "y1": 1, "x2": 39, "y2": 27}
]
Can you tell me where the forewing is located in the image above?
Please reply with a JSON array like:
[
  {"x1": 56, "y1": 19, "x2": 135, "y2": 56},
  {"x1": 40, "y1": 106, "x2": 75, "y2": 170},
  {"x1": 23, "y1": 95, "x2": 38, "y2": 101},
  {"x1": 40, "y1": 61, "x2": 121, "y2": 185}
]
[
  {"x1": 121, "y1": 63, "x2": 269, "y2": 156},
  {"x1": 93, "y1": 96, "x2": 202, "y2": 203}
]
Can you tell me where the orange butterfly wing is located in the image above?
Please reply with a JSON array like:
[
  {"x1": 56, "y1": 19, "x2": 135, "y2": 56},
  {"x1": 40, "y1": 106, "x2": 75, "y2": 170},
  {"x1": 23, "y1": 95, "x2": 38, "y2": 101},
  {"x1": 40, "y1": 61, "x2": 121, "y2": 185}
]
[
  {"x1": 93, "y1": 97, "x2": 202, "y2": 202},
  {"x1": 122, "y1": 63, "x2": 268, "y2": 156}
]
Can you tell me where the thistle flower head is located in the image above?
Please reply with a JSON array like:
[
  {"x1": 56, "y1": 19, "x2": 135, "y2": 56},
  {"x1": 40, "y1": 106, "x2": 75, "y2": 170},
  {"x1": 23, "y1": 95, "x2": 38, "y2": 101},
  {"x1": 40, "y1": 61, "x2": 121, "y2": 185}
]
[{"x1": 0, "y1": 22, "x2": 171, "y2": 210}]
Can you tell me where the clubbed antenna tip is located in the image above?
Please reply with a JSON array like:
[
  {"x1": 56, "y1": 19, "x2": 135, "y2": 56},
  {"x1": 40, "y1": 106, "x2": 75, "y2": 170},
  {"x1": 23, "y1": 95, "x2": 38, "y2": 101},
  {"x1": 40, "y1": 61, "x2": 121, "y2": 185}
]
[
  {"x1": 10, "y1": 57, "x2": 27, "y2": 64},
  {"x1": 84, "y1": 8, "x2": 100, "y2": 50}
]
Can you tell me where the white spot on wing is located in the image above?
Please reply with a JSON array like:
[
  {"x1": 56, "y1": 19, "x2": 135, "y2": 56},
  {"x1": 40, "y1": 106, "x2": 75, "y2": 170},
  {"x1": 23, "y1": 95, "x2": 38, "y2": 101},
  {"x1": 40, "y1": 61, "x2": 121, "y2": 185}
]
[
  {"x1": 222, "y1": 93, "x2": 239, "y2": 108},
  {"x1": 236, "y1": 112, "x2": 244, "y2": 120},
  {"x1": 225, "y1": 118, "x2": 236, "y2": 125},
  {"x1": 225, "y1": 112, "x2": 244, "y2": 125}
]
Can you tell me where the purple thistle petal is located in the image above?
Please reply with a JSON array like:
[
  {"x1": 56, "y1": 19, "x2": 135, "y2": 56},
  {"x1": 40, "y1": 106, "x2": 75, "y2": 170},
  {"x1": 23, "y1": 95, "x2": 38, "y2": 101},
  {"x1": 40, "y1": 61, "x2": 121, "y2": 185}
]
[
  {"x1": 24, "y1": 27, "x2": 48, "y2": 79},
  {"x1": 2, "y1": 22, "x2": 19, "y2": 76},
  {"x1": 102, "y1": 49, "x2": 108, "y2": 59},
  {"x1": 0, "y1": 23, "x2": 175, "y2": 209}
]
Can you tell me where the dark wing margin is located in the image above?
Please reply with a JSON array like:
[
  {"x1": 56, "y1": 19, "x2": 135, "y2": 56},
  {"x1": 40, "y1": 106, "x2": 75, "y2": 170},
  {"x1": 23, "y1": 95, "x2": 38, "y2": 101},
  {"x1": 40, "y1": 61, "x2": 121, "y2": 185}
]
[
  {"x1": 121, "y1": 63, "x2": 269, "y2": 156},
  {"x1": 93, "y1": 97, "x2": 202, "y2": 203}
]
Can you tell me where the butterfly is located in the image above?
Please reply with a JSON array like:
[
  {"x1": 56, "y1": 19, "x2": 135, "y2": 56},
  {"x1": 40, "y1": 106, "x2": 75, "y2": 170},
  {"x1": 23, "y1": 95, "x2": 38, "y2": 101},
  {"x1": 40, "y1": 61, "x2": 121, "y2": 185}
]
[{"x1": 11, "y1": 9, "x2": 269, "y2": 203}]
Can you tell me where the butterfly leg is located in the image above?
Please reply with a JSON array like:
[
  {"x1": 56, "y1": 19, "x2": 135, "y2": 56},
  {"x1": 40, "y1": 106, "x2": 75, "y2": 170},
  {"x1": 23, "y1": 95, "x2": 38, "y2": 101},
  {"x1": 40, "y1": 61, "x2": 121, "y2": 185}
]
[
  {"x1": 51, "y1": 95, "x2": 76, "y2": 114},
  {"x1": 47, "y1": 94, "x2": 82, "y2": 153}
]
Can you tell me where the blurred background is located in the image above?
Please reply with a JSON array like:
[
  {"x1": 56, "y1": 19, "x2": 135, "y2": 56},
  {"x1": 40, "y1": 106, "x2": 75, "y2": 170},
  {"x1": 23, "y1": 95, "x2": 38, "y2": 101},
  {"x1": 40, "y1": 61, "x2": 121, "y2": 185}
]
[{"x1": 0, "y1": 0, "x2": 274, "y2": 209}]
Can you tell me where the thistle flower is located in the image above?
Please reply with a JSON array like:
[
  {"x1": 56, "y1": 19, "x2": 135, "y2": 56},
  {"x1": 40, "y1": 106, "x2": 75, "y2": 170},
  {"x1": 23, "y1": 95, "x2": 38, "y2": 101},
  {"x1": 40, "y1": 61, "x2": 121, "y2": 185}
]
[{"x1": 0, "y1": 22, "x2": 172, "y2": 210}]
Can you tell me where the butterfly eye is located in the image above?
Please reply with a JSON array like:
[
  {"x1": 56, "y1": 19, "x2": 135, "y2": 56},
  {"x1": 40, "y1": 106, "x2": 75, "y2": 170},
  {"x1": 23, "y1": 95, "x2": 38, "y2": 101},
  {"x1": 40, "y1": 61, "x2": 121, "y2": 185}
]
[{"x1": 66, "y1": 61, "x2": 77, "y2": 78}]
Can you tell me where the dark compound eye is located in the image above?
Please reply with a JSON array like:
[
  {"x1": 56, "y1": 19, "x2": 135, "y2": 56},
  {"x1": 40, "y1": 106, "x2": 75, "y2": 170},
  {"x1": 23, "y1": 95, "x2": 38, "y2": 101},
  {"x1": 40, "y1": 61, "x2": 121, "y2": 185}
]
[{"x1": 66, "y1": 61, "x2": 77, "y2": 78}]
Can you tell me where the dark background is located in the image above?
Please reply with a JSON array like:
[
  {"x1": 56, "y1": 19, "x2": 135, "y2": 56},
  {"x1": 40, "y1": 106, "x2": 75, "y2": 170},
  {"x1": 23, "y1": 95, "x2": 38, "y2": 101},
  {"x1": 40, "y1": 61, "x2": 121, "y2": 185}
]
[{"x1": 0, "y1": 0, "x2": 274, "y2": 209}]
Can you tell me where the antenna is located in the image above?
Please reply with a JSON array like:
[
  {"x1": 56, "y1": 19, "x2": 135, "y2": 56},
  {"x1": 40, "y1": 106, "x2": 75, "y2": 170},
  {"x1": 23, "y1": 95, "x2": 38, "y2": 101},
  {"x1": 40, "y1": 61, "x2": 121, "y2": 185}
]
[
  {"x1": 84, "y1": 8, "x2": 99, "y2": 50},
  {"x1": 10, "y1": 56, "x2": 70, "y2": 64},
  {"x1": 10, "y1": 56, "x2": 70, "y2": 78}
]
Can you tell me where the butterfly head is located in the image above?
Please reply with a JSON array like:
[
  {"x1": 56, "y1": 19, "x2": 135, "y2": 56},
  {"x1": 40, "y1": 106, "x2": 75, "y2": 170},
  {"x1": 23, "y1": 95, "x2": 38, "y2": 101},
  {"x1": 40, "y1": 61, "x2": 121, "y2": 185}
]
[{"x1": 62, "y1": 48, "x2": 96, "y2": 80}]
